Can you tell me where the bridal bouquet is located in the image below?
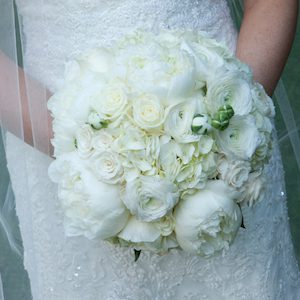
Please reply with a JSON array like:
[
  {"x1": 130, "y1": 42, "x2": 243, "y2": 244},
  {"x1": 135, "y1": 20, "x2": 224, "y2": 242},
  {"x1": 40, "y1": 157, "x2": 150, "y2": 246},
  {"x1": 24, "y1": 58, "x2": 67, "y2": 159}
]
[{"x1": 48, "y1": 31, "x2": 275, "y2": 257}]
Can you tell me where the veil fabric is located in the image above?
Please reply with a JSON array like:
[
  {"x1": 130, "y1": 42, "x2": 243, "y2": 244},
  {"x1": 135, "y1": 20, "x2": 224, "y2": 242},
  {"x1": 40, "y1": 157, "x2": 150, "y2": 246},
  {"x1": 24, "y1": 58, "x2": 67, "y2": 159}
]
[{"x1": 0, "y1": 0, "x2": 299, "y2": 299}]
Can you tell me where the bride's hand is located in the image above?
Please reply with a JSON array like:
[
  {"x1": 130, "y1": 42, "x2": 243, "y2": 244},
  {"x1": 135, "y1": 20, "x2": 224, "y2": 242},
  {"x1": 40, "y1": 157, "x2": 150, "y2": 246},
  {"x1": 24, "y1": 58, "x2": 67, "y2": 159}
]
[
  {"x1": 0, "y1": 50, "x2": 53, "y2": 154},
  {"x1": 237, "y1": 0, "x2": 298, "y2": 95}
]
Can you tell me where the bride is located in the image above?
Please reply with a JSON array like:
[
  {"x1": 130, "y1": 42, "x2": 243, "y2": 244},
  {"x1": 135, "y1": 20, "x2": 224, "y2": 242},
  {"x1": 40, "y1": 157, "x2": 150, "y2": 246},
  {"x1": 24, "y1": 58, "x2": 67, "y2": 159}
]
[{"x1": 1, "y1": 0, "x2": 300, "y2": 299}]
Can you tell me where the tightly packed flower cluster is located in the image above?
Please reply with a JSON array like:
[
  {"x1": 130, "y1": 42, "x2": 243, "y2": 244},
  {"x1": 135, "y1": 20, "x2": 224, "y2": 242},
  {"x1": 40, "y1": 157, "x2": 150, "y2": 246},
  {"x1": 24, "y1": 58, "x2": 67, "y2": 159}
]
[{"x1": 48, "y1": 31, "x2": 275, "y2": 257}]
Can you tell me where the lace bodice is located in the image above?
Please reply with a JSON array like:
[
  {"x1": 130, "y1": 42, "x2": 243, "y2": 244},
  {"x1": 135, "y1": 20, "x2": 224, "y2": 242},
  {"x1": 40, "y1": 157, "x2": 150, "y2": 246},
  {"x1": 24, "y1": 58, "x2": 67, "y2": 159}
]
[
  {"x1": 7, "y1": 0, "x2": 300, "y2": 299},
  {"x1": 16, "y1": 0, "x2": 237, "y2": 93}
]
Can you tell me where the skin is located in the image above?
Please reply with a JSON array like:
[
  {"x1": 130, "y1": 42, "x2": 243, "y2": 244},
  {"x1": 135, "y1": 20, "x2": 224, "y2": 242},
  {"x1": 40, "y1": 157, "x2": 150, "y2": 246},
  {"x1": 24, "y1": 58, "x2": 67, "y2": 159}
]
[
  {"x1": 236, "y1": 0, "x2": 298, "y2": 95},
  {"x1": 0, "y1": 0, "x2": 298, "y2": 150}
]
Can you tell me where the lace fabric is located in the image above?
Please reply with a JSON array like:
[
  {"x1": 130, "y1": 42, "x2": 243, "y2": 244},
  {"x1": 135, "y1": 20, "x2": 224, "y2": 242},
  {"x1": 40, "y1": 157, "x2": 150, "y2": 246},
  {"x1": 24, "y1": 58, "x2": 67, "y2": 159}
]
[{"x1": 3, "y1": 0, "x2": 300, "y2": 299}]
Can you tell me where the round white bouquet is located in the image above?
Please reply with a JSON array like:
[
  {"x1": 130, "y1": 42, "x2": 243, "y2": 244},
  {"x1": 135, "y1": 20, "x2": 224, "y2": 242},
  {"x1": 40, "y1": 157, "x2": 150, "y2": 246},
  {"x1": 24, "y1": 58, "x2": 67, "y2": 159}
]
[{"x1": 48, "y1": 30, "x2": 275, "y2": 258}]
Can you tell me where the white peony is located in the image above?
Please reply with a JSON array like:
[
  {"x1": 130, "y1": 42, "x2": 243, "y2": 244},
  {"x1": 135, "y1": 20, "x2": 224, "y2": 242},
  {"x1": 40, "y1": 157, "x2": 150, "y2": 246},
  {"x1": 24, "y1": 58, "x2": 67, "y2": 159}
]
[
  {"x1": 48, "y1": 153, "x2": 129, "y2": 239},
  {"x1": 174, "y1": 180, "x2": 242, "y2": 256},
  {"x1": 216, "y1": 115, "x2": 262, "y2": 160},
  {"x1": 90, "y1": 151, "x2": 124, "y2": 184},
  {"x1": 123, "y1": 175, "x2": 179, "y2": 222},
  {"x1": 118, "y1": 216, "x2": 161, "y2": 243}
]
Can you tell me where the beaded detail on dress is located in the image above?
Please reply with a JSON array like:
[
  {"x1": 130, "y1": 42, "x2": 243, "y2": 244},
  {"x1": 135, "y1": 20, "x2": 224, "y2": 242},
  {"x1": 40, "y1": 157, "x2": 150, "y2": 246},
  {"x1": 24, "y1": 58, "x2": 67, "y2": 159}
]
[{"x1": 8, "y1": 0, "x2": 300, "y2": 299}]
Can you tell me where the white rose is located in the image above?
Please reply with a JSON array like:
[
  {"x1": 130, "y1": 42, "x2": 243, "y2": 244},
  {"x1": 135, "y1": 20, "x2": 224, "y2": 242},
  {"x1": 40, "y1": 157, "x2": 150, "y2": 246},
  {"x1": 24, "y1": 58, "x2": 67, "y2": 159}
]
[
  {"x1": 174, "y1": 180, "x2": 242, "y2": 257},
  {"x1": 206, "y1": 70, "x2": 253, "y2": 116},
  {"x1": 75, "y1": 124, "x2": 94, "y2": 158},
  {"x1": 164, "y1": 98, "x2": 200, "y2": 143},
  {"x1": 132, "y1": 94, "x2": 165, "y2": 132},
  {"x1": 90, "y1": 151, "x2": 124, "y2": 184},
  {"x1": 91, "y1": 82, "x2": 128, "y2": 123},
  {"x1": 49, "y1": 153, "x2": 129, "y2": 240},
  {"x1": 123, "y1": 175, "x2": 179, "y2": 222},
  {"x1": 216, "y1": 115, "x2": 262, "y2": 160},
  {"x1": 217, "y1": 157, "x2": 251, "y2": 188}
]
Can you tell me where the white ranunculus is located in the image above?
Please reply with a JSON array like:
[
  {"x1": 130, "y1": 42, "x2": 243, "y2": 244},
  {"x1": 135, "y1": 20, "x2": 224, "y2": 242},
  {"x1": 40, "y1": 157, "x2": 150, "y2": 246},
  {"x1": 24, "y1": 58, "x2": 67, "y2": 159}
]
[
  {"x1": 216, "y1": 115, "x2": 262, "y2": 160},
  {"x1": 118, "y1": 215, "x2": 161, "y2": 243},
  {"x1": 75, "y1": 124, "x2": 94, "y2": 158},
  {"x1": 49, "y1": 154, "x2": 129, "y2": 239},
  {"x1": 91, "y1": 82, "x2": 128, "y2": 123},
  {"x1": 217, "y1": 157, "x2": 251, "y2": 188},
  {"x1": 206, "y1": 70, "x2": 253, "y2": 116},
  {"x1": 123, "y1": 176, "x2": 179, "y2": 222},
  {"x1": 174, "y1": 180, "x2": 242, "y2": 257},
  {"x1": 90, "y1": 151, "x2": 124, "y2": 184},
  {"x1": 164, "y1": 98, "x2": 200, "y2": 143},
  {"x1": 132, "y1": 94, "x2": 165, "y2": 132}
]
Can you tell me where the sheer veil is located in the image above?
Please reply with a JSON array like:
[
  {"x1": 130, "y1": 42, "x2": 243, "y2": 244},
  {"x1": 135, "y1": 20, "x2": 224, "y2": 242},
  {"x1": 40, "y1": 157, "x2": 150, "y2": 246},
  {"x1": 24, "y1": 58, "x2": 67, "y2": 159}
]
[{"x1": 0, "y1": 0, "x2": 299, "y2": 298}]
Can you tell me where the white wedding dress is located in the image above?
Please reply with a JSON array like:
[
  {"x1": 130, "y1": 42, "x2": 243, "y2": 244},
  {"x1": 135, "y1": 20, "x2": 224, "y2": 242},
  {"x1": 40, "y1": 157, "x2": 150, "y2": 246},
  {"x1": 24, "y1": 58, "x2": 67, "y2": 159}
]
[{"x1": 5, "y1": 0, "x2": 300, "y2": 299}]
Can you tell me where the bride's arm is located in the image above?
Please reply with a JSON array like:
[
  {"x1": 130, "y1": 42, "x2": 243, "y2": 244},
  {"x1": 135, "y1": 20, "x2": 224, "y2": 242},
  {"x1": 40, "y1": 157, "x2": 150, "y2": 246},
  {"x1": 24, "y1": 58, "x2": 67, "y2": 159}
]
[
  {"x1": 237, "y1": 0, "x2": 298, "y2": 95},
  {"x1": 0, "y1": 50, "x2": 53, "y2": 150}
]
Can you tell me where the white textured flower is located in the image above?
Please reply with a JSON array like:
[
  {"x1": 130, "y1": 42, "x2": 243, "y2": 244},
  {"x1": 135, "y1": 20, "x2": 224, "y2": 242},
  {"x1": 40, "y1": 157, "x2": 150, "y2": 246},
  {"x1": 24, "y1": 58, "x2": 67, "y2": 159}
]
[
  {"x1": 174, "y1": 180, "x2": 242, "y2": 256},
  {"x1": 197, "y1": 135, "x2": 214, "y2": 155},
  {"x1": 176, "y1": 160, "x2": 205, "y2": 190},
  {"x1": 118, "y1": 216, "x2": 161, "y2": 243},
  {"x1": 90, "y1": 151, "x2": 123, "y2": 184},
  {"x1": 164, "y1": 98, "x2": 200, "y2": 143},
  {"x1": 155, "y1": 214, "x2": 176, "y2": 236},
  {"x1": 238, "y1": 170, "x2": 266, "y2": 206},
  {"x1": 78, "y1": 47, "x2": 113, "y2": 74},
  {"x1": 48, "y1": 153, "x2": 129, "y2": 239},
  {"x1": 206, "y1": 70, "x2": 252, "y2": 116},
  {"x1": 216, "y1": 115, "x2": 262, "y2": 160},
  {"x1": 123, "y1": 176, "x2": 179, "y2": 222},
  {"x1": 251, "y1": 82, "x2": 275, "y2": 117},
  {"x1": 132, "y1": 94, "x2": 165, "y2": 132},
  {"x1": 217, "y1": 157, "x2": 251, "y2": 188},
  {"x1": 159, "y1": 140, "x2": 182, "y2": 181},
  {"x1": 92, "y1": 130, "x2": 115, "y2": 152},
  {"x1": 75, "y1": 124, "x2": 94, "y2": 158},
  {"x1": 91, "y1": 82, "x2": 128, "y2": 123}
]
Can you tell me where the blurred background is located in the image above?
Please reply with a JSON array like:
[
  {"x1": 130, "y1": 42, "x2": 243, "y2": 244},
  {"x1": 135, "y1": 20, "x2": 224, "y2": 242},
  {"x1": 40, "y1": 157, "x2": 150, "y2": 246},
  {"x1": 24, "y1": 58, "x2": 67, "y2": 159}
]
[{"x1": 0, "y1": 2, "x2": 300, "y2": 299}]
